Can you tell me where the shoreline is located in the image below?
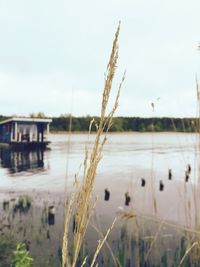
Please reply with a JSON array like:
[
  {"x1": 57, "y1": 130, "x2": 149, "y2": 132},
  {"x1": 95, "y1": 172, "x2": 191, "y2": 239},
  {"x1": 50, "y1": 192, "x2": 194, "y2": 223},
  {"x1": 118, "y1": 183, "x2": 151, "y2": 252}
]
[{"x1": 50, "y1": 130, "x2": 195, "y2": 135}]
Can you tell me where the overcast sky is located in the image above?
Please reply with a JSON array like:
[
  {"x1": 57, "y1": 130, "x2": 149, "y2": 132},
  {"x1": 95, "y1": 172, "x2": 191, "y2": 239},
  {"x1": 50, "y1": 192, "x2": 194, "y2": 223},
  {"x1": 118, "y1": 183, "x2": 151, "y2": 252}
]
[{"x1": 0, "y1": 0, "x2": 200, "y2": 118}]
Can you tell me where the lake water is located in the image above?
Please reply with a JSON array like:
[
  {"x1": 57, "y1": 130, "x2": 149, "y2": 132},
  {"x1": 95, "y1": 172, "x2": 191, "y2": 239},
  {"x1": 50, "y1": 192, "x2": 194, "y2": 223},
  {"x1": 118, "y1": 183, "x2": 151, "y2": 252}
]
[
  {"x1": 0, "y1": 133, "x2": 200, "y2": 266},
  {"x1": 0, "y1": 132, "x2": 198, "y2": 191}
]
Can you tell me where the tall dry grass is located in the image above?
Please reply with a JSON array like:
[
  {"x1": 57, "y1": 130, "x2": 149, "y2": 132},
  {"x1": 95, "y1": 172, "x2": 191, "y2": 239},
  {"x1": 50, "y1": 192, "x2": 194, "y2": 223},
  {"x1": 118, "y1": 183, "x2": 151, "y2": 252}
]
[
  {"x1": 61, "y1": 24, "x2": 200, "y2": 267},
  {"x1": 114, "y1": 77, "x2": 200, "y2": 266},
  {"x1": 62, "y1": 23, "x2": 125, "y2": 267}
]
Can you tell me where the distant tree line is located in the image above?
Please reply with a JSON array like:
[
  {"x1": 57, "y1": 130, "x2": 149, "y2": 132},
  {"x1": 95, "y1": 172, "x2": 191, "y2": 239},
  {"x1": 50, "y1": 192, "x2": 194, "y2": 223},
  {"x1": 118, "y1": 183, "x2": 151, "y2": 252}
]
[
  {"x1": 0, "y1": 115, "x2": 8, "y2": 122},
  {"x1": 50, "y1": 116, "x2": 197, "y2": 132},
  {"x1": 0, "y1": 114, "x2": 198, "y2": 132}
]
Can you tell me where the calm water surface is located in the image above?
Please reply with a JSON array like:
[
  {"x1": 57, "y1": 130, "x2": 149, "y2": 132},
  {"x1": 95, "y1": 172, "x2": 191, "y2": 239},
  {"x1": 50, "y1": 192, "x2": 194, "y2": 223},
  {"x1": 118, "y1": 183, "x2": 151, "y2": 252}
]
[
  {"x1": 0, "y1": 133, "x2": 199, "y2": 266},
  {"x1": 0, "y1": 132, "x2": 198, "y2": 191}
]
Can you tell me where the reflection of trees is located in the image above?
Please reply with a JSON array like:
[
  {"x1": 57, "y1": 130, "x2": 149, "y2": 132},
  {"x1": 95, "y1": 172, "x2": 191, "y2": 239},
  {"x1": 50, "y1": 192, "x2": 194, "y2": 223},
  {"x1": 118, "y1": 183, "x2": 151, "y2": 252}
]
[{"x1": 0, "y1": 148, "x2": 45, "y2": 173}]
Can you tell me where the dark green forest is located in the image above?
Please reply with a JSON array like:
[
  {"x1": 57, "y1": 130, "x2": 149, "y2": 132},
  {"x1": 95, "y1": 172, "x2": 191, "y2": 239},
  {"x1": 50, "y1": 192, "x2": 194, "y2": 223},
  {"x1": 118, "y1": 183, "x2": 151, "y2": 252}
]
[
  {"x1": 50, "y1": 116, "x2": 197, "y2": 132},
  {"x1": 0, "y1": 113, "x2": 199, "y2": 132},
  {"x1": 0, "y1": 115, "x2": 197, "y2": 132}
]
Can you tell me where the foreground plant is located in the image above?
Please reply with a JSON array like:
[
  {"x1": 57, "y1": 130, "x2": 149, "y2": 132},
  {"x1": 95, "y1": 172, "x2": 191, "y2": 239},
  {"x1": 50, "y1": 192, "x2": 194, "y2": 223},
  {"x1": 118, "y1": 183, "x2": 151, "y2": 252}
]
[
  {"x1": 12, "y1": 242, "x2": 33, "y2": 267},
  {"x1": 62, "y1": 23, "x2": 125, "y2": 267}
]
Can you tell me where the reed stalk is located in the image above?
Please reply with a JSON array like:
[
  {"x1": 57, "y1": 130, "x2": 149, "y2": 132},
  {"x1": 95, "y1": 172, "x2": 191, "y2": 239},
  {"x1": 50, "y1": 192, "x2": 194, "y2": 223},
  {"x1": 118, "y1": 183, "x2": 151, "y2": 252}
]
[{"x1": 62, "y1": 23, "x2": 125, "y2": 267}]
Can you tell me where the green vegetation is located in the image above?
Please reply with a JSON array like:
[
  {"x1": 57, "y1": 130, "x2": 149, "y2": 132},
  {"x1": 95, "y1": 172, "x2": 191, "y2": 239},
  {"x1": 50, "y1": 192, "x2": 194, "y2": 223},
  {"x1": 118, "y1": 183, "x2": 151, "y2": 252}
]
[
  {"x1": 0, "y1": 114, "x2": 197, "y2": 132},
  {"x1": 12, "y1": 242, "x2": 33, "y2": 267},
  {"x1": 13, "y1": 195, "x2": 32, "y2": 214},
  {"x1": 50, "y1": 116, "x2": 197, "y2": 132},
  {"x1": 0, "y1": 237, "x2": 15, "y2": 267}
]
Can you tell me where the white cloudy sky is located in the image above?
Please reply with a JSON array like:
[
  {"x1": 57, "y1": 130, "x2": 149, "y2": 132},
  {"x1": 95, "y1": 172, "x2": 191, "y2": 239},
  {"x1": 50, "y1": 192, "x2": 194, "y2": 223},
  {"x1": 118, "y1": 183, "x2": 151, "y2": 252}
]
[{"x1": 0, "y1": 0, "x2": 200, "y2": 117}]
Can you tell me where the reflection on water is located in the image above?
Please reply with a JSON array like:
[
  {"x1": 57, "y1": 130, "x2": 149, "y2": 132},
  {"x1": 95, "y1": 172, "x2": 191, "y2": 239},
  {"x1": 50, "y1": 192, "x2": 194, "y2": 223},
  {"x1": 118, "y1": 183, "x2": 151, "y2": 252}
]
[
  {"x1": 0, "y1": 133, "x2": 200, "y2": 266},
  {"x1": 0, "y1": 133, "x2": 197, "y2": 190},
  {"x1": 0, "y1": 148, "x2": 45, "y2": 174},
  {"x1": 0, "y1": 191, "x2": 199, "y2": 267}
]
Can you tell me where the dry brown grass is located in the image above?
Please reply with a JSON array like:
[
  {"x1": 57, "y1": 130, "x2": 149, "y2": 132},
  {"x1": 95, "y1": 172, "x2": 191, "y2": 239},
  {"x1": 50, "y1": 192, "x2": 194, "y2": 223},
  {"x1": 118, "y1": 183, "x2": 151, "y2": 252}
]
[{"x1": 62, "y1": 23, "x2": 125, "y2": 267}]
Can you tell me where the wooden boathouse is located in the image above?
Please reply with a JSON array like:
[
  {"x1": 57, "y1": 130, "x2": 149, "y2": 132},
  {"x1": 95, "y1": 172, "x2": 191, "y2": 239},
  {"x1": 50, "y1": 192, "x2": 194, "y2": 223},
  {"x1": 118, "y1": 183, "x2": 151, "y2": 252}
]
[{"x1": 0, "y1": 117, "x2": 52, "y2": 148}]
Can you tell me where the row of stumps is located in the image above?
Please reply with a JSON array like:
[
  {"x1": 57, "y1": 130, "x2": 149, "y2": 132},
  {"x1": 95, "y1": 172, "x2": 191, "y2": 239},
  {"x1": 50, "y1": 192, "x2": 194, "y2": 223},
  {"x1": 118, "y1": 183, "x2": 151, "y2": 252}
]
[
  {"x1": 141, "y1": 164, "x2": 192, "y2": 192},
  {"x1": 104, "y1": 189, "x2": 131, "y2": 206},
  {"x1": 103, "y1": 164, "x2": 192, "y2": 206}
]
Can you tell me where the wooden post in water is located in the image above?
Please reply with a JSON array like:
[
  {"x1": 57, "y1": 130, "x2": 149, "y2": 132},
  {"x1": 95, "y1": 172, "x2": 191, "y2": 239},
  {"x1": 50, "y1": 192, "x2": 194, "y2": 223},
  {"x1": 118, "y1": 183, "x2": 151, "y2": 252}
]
[{"x1": 46, "y1": 123, "x2": 49, "y2": 140}]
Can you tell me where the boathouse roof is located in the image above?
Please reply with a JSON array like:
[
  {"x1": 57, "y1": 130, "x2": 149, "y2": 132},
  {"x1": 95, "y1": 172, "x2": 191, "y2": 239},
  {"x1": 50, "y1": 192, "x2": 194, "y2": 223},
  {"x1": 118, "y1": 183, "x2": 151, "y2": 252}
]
[{"x1": 0, "y1": 117, "x2": 52, "y2": 125}]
